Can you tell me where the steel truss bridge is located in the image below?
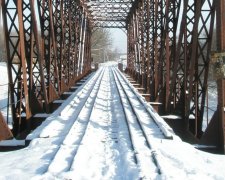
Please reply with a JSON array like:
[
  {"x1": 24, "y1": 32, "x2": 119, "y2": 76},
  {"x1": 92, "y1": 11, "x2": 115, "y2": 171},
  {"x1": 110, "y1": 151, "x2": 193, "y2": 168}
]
[{"x1": 0, "y1": 0, "x2": 225, "y2": 153}]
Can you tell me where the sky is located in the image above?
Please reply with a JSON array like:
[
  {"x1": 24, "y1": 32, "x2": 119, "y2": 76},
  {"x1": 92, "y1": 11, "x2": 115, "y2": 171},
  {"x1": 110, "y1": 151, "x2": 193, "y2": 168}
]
[{"x1": 110, "y1": 28, "x2": 127, "y2": 54}]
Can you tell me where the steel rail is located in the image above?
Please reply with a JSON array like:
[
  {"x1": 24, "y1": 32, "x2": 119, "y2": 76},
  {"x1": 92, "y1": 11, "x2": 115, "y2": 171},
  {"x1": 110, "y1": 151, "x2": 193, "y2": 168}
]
[
  {"x1": 109, "y1": 67, "x2": 138, "y2": 165},
  {"x1": 116, "y1": 67, "x2": 174, "y2": 138},
  {"x1": 42, "y1": 67, "x2": 106, "y2": 173},
  {"x1": 111, "y1": 67, "x2": 164, "y2": 177}
]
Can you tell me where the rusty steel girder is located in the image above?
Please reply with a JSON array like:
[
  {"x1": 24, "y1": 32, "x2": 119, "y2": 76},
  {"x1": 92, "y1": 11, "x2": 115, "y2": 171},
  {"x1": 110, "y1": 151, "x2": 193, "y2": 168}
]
[
  {"x1": 126, "y1": 0, "x2": 216, "y2": 140},
  {"x1": 84, "y1": 0, "x2": 133, "y2": 28},
  {"x1": 37, "y1": 0, "x2": 60, "y2": 103},
  {"x1": 157, "y1": 0, "x2": 181, "y2": 109},
  {"x1": 215, "y1": 0, "x2": 225, "y2": 152},
  {"x1": 126, "y1": 1, "x2": 145, "y2": 83},
  {"x1": 1, "y1": 0, "x2": 92, "y2": 136},
  {"x1": 2, "y1": 0, "x2": 33, "y2": 135},
  {"x1": 169, "y1": 0, "x2": 215, "y2": 138}
]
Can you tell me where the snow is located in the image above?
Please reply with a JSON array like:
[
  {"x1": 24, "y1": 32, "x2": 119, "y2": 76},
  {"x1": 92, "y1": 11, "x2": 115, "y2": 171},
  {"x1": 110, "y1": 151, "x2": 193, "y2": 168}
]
[
  {"x1": 0, "y1": 62, "x2": 12, "y2": 127},
  {"x1": 161, "y1": 115, "x2": 182, "y2": 119},
  {"x1": 149, "y1": 102, "x2": 162, "y2": 105},
  {"x1": 202, "y1": 83, "x2": 218, "y2": 130},
  {"x1": 0, "y1": 139, "x2": 25, "y2": 146},
  {"x1": 0, "y1": 63, "x2": 225, "y2": 179},
  {"x1": 33, "y1": 113, "x2": 49, "y2": 118},
  {"x1": 155, "y1": 139, "x2": 225, "y2": 179},
  {"x1": 117, "y1": 69, "x2": 174, "y2": 139}
]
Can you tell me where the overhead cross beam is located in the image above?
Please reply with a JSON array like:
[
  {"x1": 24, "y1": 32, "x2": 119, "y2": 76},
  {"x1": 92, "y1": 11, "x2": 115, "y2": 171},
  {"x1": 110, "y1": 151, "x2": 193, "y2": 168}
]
[{"x1": 84, "y1": 0, "x2": 134, "y2": 28}]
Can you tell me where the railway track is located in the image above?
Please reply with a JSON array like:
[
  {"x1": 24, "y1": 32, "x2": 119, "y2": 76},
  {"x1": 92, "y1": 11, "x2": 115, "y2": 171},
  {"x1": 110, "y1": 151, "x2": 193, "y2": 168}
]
[
  {"x1": 111, "y1": 67, "x2": 173, "y2": 178},
  {"x1": 44, "y1": 68, "x2": 107, "y2": 174},
  {"x1": 24, "y1": 65, "x2": 174, "y2": 179},
  {"x1": 43, "y1": 66, "x2": 138, "y2": 178}
]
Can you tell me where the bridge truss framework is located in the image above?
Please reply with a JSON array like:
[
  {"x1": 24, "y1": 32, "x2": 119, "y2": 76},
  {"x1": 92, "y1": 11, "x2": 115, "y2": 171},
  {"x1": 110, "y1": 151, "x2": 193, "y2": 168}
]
[{"x1": 0, "y1": 0, "x2": 225, "y2": 153}]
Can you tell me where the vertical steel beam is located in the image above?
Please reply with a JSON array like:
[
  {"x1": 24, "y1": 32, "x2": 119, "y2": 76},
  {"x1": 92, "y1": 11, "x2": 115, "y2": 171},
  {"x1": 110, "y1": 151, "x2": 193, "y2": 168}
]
[
  {"x1": 17, "y1": 0, "x2": 31, "y2": 121},
  {"x1": 70, "y1": 0, "x2": 78, "y2": 84},
  {"x1": 52, "y1": 0, "x2": 64, "y2": 92},
  {"x1": 153, "y1": 0, "x2": 163, "y2": 101},
  {"x1": 216, "y1": 0, "x2": 225, "y2": 152},
  {"x1": 127, "y1": 12, "x2": 136, "y2": 77},
  {"x1": 134, "y1": 7, "x2": 139, "y2": 81},
  {"x1": 80, "y1": 12, "x2": 87, "y2": 74},
  {"x1": 37, "y1": 0, "x2": 60, "y2": 103},
  {"x1": 75, "y1": 4, "x2": 81, "y2": 77},
  {"x1": 30, "y1": 0, "x2": 49, "y2": 113},
  {"x1": 141, "y1": 0, "x2": 149, "y2": 91},
  {"x1": 217, "y1": 0, "x2": 225, "y2": 50},
  {"x1": 159, "y1": 0, "x2": 181, "y2": 112},
  {"x1": 49, "y1": 0, "x2": 60, "y2": 98},
  {"x1": 168, "y1": 0, "x2": 215, "y2": 138},
  {"x1": 2, "y1": 0, "x2": 31, "y2": 135},
  {"x1": 145, "y1": 0, "x2": 151, "y2": 94},
  {"x1": 149, "y1": 0, "x2": 155, "y2": 101},
  {"x1": 138, "y1": 1, "x2": 145, "y2": 86}
]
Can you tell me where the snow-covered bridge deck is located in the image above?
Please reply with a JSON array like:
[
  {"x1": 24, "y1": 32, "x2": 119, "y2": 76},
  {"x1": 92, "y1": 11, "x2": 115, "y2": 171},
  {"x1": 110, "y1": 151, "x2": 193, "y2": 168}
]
[{"x1": 0, "y1": 64, "x2": 225, "y2": 179}]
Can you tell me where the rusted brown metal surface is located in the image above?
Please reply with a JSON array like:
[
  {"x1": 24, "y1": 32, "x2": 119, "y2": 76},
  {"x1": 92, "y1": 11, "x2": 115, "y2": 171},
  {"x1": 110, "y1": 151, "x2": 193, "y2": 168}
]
[
  {"x1": 216, "y1": 0, "x2": 225, "y2": 152},
  {"x1": 0, "y1": 112, "x2": 13, "y2": 140},
  {"x1": 84, "y1": 0, "x2": 133, "y2": 29},
  {"x1": 199, "y1": 0, "x2": 225, "y2": 153},
  {"x1": 125, "y1": 0, "x2": 222, "y2": 150},
  {"x1": 1, "y1": 0, "x2": 92, "y2": 137},
  {"x1": 217, "y1": 79, "x2": 225, "y2": 152},
  {"x1": 168, "y1": 0, "x2": 215, "y2": 138}
]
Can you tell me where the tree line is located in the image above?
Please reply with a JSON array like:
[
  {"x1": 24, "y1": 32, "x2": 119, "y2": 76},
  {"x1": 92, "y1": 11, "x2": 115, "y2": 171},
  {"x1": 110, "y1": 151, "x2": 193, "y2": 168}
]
[{"x1": 91, "y1": 28, "x2": 120, "y2": 63}]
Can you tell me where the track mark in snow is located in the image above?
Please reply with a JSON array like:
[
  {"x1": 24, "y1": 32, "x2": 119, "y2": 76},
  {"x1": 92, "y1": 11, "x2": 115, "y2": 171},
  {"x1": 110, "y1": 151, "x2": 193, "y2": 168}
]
[
  {"x1": 111, "y1": 67, "x2": 170, "y2": 179},
  {"x1": 44, "y1": 68, "x2": 106, "y2": 174},
  {"x1": 65, "y1": 67, "x2": 139, "y2": 179}
]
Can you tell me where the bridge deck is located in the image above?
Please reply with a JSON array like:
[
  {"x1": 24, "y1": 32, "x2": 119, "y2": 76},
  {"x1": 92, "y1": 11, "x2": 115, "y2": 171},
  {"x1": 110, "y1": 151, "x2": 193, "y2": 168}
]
[{"x1": 0, "y1": 64, "x2": 225, "y2": 179}]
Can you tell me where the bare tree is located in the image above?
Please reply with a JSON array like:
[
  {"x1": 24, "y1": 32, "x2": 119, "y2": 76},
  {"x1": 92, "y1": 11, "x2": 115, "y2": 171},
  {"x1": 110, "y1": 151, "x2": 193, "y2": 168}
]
[
  {"x1": 91, "y1": 28, "x2": 112, "y2": 63},
  {"x1": 107, "y1": 47, "x2": 121, "y2": 61}
]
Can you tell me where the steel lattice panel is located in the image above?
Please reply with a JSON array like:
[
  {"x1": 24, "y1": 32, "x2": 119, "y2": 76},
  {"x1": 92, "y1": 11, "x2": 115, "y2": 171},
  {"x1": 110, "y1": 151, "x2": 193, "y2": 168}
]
[{"x1": 84, "y1": 0, "x2": 134, "y2": 28}]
